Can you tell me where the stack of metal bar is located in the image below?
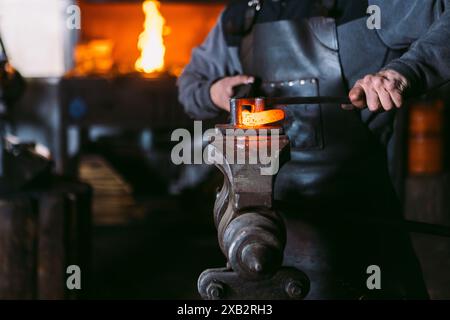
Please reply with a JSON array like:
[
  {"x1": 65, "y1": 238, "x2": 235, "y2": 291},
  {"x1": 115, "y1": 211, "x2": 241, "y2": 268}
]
[{"x1": 79, "y1": 155, "x2": 144, "y2": 225}]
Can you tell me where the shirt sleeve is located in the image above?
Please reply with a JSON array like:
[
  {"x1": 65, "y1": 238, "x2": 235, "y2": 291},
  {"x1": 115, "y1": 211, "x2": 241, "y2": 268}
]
[
  {"x1": 371, "y1": 0, "x2": 450, "y2": 94},
  {"x1": 177, "y1": 12, "x2": 238, "y2": 120}
]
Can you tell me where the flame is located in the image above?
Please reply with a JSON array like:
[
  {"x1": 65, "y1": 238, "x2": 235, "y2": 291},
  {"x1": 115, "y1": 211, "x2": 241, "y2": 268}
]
[
  {"x1": 241, "y1": 109, "x2": 285, "y2": 127},
  {"x1": 73, "y1": 40, "x2": 114, "y2": 75},
  {"x1": 135, "y1": 0, "x2": 167, "y2": 73}
]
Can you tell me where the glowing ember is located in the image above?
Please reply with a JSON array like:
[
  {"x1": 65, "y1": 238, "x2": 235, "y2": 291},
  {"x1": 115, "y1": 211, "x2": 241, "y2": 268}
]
[
  {"x1": 242, "y1": 109, "x2": 285, "y2": 127},
  {"x1": 135, "y1": 0, "x2": 167, "y2": 73}
]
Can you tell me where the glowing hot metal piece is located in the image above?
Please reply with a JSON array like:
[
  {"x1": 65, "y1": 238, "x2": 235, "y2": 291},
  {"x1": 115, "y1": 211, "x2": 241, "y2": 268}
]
[{"x1": 241, "y1": 109, "x2": 285, "y2": 127}]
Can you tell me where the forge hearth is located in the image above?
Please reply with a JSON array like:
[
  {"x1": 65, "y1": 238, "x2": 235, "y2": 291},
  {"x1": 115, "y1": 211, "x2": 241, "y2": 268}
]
[
  {"x1": 65, "y1": 0, "x2": 226, "y2": 129},
  {"x1": 74, "y1": 0, "x2": 225, "y2": 76}
]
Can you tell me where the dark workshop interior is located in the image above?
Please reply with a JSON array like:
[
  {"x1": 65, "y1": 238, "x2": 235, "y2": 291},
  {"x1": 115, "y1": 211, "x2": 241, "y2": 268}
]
[{"x1": 0, "y1": 0, "x2": 449, "y2": 301}]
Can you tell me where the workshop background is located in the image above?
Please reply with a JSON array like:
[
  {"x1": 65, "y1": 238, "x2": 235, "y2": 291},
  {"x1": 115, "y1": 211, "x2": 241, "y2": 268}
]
[{"x1": 0, "y1": 0, "x2": 449, "y2": 299}]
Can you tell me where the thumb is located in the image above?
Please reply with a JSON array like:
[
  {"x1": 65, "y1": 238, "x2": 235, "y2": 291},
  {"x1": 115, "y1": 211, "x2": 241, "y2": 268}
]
[
  {"x1": 349, "y1": 85, "x2": 366, "y2": 109},
  {"x1": 228, "y1": 75, "x2": 255, "y2": 87}
]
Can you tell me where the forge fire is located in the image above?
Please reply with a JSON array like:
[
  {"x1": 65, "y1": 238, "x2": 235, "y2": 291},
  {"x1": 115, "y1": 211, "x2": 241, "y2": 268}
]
[
  {"x1": 72, "y1": 0, "x2": 223, "y2": 76},
  {"x1": 135, "y1": 0, "x2": 167, "y2": 74}
]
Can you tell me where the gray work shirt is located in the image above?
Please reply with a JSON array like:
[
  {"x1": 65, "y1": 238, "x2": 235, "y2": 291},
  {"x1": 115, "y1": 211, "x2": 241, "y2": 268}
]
[
  {"x1": 177, "y1": 0, "x2": 450, "y2": 194},
  {"x1": 178, "y1": 0, "x2": 450, "y2": 120}
]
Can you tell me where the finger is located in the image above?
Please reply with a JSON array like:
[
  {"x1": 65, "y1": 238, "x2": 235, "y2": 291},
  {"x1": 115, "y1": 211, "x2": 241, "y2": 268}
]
[
  {"x1": 390, "y1": 90, "x2": 403, "y2": 108},
  {"x1": 221, "y1": 101, "x2": 231, "y2": 112},
  {"x1": 384, "y1": 81, "x2": 403, "y2": 108},
  {"x1": 225, "y1": 85, "x2": 234, "y2": 97},
  {"x1": 361, "y1": 84, "x2": 381, "y2": 112},
  {"x1": 380, "y1": 72, "x2": 407, "y2": 108},
  {"x1": 360, "y1": 75, "x2": 383, "y2": 111},
  {"x1": 349, "y1": 84, "x2": 366, "y2": 109},
  {"x1": 227, "y1": 75, "x2": 255, "y2": 87},
  {"x1": 373, "y1": 79, "x2": 394, "y2": 111},
  {"x1": 215, "y1": 93, "x2": 231, "y2": 111}
]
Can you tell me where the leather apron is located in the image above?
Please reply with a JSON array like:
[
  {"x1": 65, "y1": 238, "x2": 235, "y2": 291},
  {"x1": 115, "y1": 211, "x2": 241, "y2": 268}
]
[{"x1": 240, "y1": 15, "x2": 428, "y2": 299}]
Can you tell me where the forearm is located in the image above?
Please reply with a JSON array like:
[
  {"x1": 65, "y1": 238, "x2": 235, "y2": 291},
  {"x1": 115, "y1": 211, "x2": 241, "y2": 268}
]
[
  {"x1": 177, "y1": 66, "x2": 221, "y2": 120},
  {"x1": 371, "y1": 0, "x2": 450, "y2": 94},
  {"x1": 177, "y1": 12, "x2": 241, "y2": 120},
  {"x1": 385, "y1": 7, "x2": 450, "y2": 94}
]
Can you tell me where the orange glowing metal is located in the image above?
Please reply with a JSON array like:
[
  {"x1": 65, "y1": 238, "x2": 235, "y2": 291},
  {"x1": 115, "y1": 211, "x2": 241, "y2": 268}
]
[
  {"x1": 135, "y1": 0, "x2": 168, "y2": 73},
  {"x1": 241, "y1": 109, "x2": 285, "y2": 127}
]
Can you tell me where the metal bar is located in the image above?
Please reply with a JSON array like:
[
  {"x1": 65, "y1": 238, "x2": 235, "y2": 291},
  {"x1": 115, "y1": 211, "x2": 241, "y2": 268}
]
[
  {"x1": 347, "y1": 215, "x2": 450, "y2": 238},
  {"x1": 402, "y1": 219, "x2": 450, "y2": 238},
  {"x1": 275, "y1": 203, "x2": 450, "y2": 238},
  {"x1": 265, "y1": 96, "x2": 352, "y2": 106}
]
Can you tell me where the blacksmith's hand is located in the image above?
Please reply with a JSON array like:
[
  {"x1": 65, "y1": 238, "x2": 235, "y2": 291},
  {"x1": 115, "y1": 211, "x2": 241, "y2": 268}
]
[
  {"x1": 345, "y1": 69, "x2": 409, "y2": 111},
  {"x1": 210, "y1": 75, "x2": 254, "y2": 112}
]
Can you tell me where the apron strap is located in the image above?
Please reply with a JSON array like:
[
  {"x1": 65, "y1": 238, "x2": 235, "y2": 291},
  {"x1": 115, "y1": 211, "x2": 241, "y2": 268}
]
[
  {"x1": 244, "y1": 0, "x2": 263, "y2": 34},
  {"x1": 243, "y1": 0, "x2": 336, "y2": 35}
]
